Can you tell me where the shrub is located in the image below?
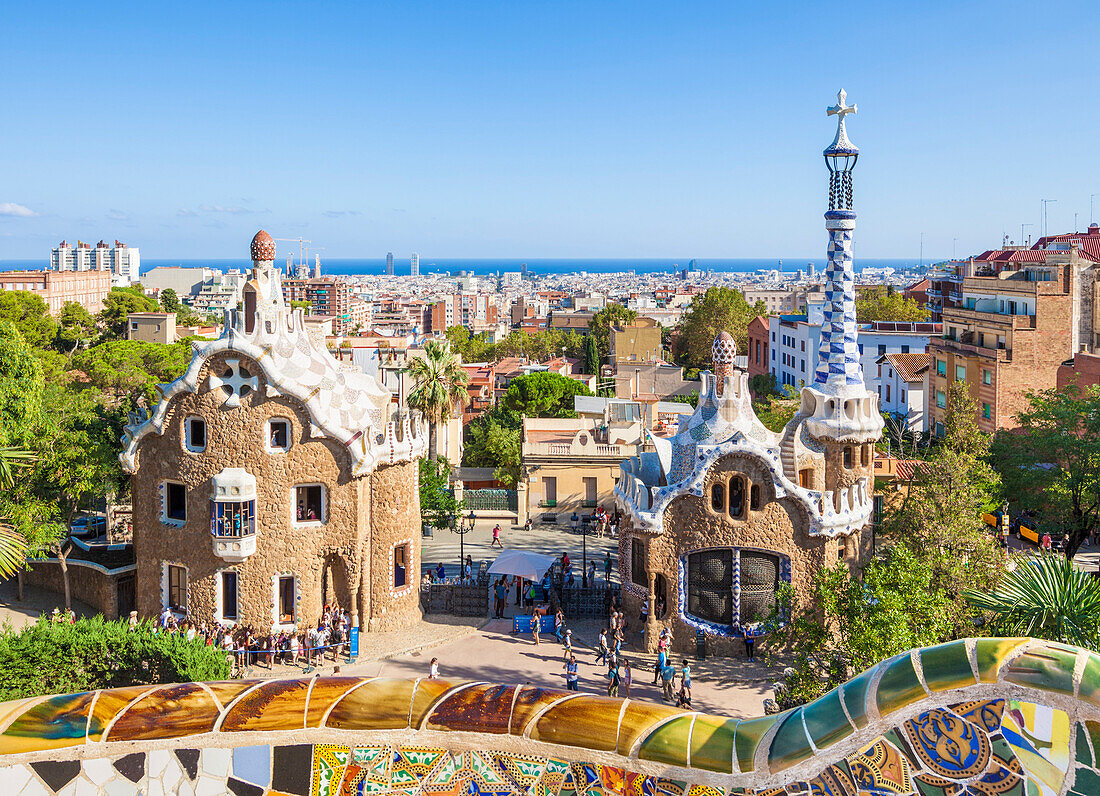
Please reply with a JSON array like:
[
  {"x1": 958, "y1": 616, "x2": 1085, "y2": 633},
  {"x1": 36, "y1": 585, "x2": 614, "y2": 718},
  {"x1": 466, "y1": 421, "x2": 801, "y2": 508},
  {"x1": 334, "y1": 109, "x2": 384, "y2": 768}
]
[{"x1": 0, "y1": 615, "x2": 230, "y2": 700}]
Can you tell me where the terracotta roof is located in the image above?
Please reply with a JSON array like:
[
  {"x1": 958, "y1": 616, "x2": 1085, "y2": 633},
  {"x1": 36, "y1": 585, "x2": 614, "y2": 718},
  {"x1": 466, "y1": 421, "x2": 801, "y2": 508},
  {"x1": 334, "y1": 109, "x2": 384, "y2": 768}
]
[{"x1": 882, "y1": 352, "x2": 930, "y2": 383}]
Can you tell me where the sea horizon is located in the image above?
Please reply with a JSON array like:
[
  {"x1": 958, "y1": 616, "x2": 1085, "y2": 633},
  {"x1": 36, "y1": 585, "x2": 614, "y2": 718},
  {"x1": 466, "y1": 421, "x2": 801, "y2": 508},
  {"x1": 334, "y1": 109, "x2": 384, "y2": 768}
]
[{"x1": 0, "y1": 256, "x2": 935, "y2": 277}]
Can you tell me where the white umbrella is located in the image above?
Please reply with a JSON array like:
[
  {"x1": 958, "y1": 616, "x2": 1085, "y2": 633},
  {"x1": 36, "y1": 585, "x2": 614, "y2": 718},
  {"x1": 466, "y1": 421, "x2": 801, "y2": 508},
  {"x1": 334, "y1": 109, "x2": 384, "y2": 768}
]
[{"x1": 487, "y1": 550, "x2": 558, "y2": 582}]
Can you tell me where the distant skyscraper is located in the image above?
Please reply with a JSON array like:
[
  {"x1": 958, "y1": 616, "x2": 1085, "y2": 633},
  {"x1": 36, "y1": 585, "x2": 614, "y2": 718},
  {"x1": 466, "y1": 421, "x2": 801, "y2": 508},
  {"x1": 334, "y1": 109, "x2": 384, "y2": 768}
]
[
  {"x1": 411, "y1": 253, "x2": 419, "y2": 276},
  {"x1": 386, "y1": 252, "x2": 394, "y2": 276},
  {"x1": 51, "y1": 239, "x2": 139, "y2": 284}
]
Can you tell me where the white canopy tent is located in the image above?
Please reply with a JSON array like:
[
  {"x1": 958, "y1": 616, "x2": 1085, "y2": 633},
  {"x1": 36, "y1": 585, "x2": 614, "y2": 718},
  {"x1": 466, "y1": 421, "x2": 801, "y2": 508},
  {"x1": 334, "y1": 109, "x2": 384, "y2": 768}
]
[{"x1": 486, "y1": 550, "x2": 558, "y2": 582}]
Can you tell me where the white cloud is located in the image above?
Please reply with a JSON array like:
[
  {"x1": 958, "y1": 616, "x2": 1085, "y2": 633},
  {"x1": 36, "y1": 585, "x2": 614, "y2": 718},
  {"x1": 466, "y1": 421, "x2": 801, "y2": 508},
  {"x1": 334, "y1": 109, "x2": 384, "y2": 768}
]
[
  {"x1": 199, "y1": 204, "x2": 254, "y2": 215},
  {"x1": 322, "y1": 210, "x2": 362, "y2": 218},
  {"x1": 0, "y1": 202, "x2": 38, "y2": 218},
  {"x1": 106, "y1": 209, "x2": 129, "y2": 221},
  {"x1": 177, "y1": 208, "x2": 197, "y2": 217}
]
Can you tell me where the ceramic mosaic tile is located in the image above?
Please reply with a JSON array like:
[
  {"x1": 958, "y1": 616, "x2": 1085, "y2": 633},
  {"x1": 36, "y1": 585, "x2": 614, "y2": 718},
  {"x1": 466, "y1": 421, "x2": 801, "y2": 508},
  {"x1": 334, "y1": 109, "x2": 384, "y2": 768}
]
[{"x1": 0, "y1": 639, "x2": 1098, "y2": 795}]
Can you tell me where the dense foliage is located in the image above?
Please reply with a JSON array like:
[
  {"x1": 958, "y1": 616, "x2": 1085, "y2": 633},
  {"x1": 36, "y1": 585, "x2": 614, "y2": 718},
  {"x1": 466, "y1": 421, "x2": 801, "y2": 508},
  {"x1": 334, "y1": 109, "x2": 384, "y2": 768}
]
[
  {"x1": 444, "y1": 326, "x2": 586, "y2": 365},
  {"x1": 965, "y1": 554, "x2": 1100, "y2": 649},
  {"x1": 462, "y1": 406, "x2": 522, "y2": 487},
  {"x1": 73, "y1": 339, "x2": 193, "y2": 409},
  {"x1": 991, "y1": 385, "x2": 1100, "y2": 558},
  {"x1": 855, "y1": 288, "x2": 927, "y2": 323},
  {"x1": 418, "y1": 459, "x2": 467, "y2": 530},
  {"x1": 673, "y1": 287, "x2": 766, "y2": 370},
  {"x1": 769, "y1": 380, "x2": 1004, "y2": 708},
  {"x1": 502, "y1": 371, "x2": 593, "y2": 418},
  {"x1": 0, "y1": 617, "x2": 230, "y2": 701}
]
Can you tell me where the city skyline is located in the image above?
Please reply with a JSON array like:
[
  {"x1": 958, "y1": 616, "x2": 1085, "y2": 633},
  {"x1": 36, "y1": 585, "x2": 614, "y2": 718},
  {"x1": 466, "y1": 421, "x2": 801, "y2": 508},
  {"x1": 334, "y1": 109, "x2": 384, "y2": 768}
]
[{"x1": 1, "y1": 1, "x2": 1097, "y2": 260}]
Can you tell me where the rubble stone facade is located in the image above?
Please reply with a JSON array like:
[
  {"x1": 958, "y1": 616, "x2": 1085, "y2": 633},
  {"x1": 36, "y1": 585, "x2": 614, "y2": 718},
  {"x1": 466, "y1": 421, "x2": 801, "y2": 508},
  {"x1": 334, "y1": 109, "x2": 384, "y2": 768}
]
[{"x1": 121, "y1": 231, "x2": 427, "y2": 633}]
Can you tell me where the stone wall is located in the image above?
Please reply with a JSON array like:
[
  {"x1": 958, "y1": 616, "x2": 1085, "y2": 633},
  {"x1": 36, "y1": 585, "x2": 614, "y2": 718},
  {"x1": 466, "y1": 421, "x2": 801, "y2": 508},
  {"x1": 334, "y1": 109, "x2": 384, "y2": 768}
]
[
  {"x1": 621, "y1": 452, "x2": 835, "y2": 657},
  {"x1": 22, "y1": 560, "x2": 126, "y2": 619},
  {"x1": 367, "y1": 460, "x2": 423, "y2": 632}
]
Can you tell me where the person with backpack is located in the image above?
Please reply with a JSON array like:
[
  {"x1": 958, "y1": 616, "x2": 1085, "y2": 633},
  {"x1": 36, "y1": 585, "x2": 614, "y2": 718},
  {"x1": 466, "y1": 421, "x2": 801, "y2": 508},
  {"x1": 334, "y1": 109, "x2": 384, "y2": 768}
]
[{"x1": 595, "y1": 628, "x2": 609, "y2": 664}]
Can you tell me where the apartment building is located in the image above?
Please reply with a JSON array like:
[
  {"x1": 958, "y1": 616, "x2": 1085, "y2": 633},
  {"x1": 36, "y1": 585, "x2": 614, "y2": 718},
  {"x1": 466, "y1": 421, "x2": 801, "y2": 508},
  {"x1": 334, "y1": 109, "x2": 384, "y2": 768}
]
[
  {"x1": 746, "y1": 316, "x2": 770, "y2": 378},
  {"x1": 609, "y1": 319, "x2": 661, "y2": 366},
  {"x1": 282, "y1": 277, "x2": 351, "y2": 333},
  {"x1": 768, "y1": 304, "x2": 939, "y2": 391},
  {"x1": 873, "y1": 352, "x2": 929, "y2": 431},
  {"x1": 926, "y1": 252, "x2": 1084, "y2": 434},
  {"x1": 1, "y1": 268, "x2": 113, "y2": 314},
  {"x1": 425, "y1": 293, "x2": 499, "y2": 334},
  {"x1": 51, "y1": 240, "x2": 140, "y2": 284}
]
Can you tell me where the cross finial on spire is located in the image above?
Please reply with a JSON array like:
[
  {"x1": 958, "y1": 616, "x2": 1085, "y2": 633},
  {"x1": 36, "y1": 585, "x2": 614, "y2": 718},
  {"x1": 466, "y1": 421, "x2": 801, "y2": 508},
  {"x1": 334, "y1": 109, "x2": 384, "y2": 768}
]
[{"x1": 825, "y1": 89, "x2": 858, "y2": 155}]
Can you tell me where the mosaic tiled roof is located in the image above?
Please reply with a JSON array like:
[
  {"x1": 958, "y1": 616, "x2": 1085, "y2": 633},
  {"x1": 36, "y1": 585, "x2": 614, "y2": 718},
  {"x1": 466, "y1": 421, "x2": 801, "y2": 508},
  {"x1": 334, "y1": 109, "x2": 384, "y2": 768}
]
[
  {"x1": 120, "y1": 234, "x2": 427, "y2": 476},
  {"x1": 0, "y1": 639, "x2": 1098, "y2": 796}
]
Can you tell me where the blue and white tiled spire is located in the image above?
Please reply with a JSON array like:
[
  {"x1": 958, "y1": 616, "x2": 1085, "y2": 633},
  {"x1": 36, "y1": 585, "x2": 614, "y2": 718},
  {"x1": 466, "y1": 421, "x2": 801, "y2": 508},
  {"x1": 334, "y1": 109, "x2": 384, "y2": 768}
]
[{"x1": 812, "y1": 89, "x2": 863, "y2": 394}]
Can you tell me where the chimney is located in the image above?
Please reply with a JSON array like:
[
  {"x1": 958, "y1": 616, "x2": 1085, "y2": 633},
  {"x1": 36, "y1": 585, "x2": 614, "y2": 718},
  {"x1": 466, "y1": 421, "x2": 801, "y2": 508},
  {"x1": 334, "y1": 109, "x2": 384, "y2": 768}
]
[{"x1": 1090, "y1": 224, "x2": 1099, "y2": 235}]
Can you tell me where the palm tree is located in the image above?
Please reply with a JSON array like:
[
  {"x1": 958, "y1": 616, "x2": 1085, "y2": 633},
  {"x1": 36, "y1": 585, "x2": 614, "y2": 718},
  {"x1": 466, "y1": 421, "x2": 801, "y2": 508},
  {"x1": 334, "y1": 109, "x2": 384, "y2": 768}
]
[
  {"x1": 0, "y1": 447, "x2": 35, "y2": 580},
  {"x1": 406, "y1": 340, "x2": 469, "y2": 461},
  {"x1": 964, "y1": 553, "x2": 1100, "y2": 649}
]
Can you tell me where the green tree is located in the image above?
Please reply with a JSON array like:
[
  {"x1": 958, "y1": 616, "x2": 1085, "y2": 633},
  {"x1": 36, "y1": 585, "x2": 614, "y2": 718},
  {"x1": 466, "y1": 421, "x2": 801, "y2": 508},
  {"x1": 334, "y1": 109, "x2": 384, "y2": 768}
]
[
  {"x1": 290, "y1": 299, "x2": 312, "y2": 314},
  {"x1": 0, "y1": 322, "x2": 45, "y2": 447},
  {"x1": 589, "y1": 304, "x2": 638, "y2": 364},
  {"x1": 673, "y1": 288, "x2": 766, "y2": 370},
  {"x1": 991, "y1": 385, "x2": 1100, "y2": 558},
  {"x1": 159, "y1": 288, "x2": 182, "y2": 313},
  {"x1": 406, "y1": 340, "x2": 469, "y2": 461},
  {"x1": 73, "y1": 339, "x2": 193, "y2": 408},
  {"x1": 418, "y1": 459, "x2": 467, "y2": 531},
  {"x1": 770, "y1": 544, "x2": 965, "y2": 708},
  {"x1": 0, "y1": 291, "x2": 58, "y2": 349},
  {"x1": 55, "y1": 302, "x2": 98, "y2": 357},
  {"x1": 887, "y1": 380, "x2": 1004, "y2": 600},
  {"x1": 965, "y1": 554, "x2": 1100, "y2": 650},
  {"x1": 0, "y1": 448, "x2": 46, "y2": 581},
  {"x1": 98, "y1": 287, "x2": 158, "y2": 341},
  {"x1": 462, "y1": 406, "x2": 522, "y2": 487},
  {"x1": 502, "y1": 372, "x2": 593, "y2": 418},
  {"x1": 855, "y1": 291, "x2": 927, "y2": 323},
  {"x1": 582, "y1": 333, "x2": 600, "y2": 375}
]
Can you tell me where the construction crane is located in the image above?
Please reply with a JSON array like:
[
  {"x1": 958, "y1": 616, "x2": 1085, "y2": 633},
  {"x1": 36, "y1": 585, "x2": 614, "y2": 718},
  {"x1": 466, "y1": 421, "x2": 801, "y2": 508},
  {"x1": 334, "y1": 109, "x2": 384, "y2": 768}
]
[{"x1": 275, "y1": 237, "x2": 311, "y2": 275}]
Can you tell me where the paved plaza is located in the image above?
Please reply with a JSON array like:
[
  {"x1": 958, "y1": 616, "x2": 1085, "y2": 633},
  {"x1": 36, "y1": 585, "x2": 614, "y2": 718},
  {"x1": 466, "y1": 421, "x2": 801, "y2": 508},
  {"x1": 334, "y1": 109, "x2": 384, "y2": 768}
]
[{"x1": 422, "y1": 518, "x2": 619, "y2": 582}]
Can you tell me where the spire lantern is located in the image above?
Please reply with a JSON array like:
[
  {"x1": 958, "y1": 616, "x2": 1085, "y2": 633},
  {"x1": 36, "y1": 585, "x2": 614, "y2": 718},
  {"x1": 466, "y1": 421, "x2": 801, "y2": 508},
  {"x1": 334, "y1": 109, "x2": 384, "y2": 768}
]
[{"x1": 824, "y1": 90, "x2": 858, "y2": 213}]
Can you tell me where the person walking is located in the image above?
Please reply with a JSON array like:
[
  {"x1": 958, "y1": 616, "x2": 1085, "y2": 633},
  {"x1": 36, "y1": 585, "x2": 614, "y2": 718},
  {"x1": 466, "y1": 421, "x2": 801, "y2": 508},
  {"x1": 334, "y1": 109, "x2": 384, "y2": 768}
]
[
  {"x1": 622, "y1": 659, "x2": 632, "y2": 698},
  {"x1": 679, "y1": 660, "x2": 692, "y2": 706},
  {"x1": 491, "y1": 524, "x2": 504, "y2": 549},
  {"x1": 653, "y1": 646, "x2": 666, "y2": 684},
  {"x1": 603, "y1": 552, "x2": 613, "y2": 584},
  {"x1": 563, "y1": 655, "x2": 579, "y2": 691},
  {"x1": 553, "y1": 609, "x2": 566, "y2": 642},
  {"x1": 532, "y1": 613, "x2": 541, "y2": 646},
  {"x1": 660, "y1": 660, "x2": 676, "y2": 702},
  {"x1": 744, "y1": 629, "x2": 756, "y2": 661},
  {"x1": 607, "y1": 656, "x2": 621, "y2": 697},
  {"x1": 563, "y1": 629, "x2": 573, "y2": 657},
  {"x1": 428, "y1": 657, "x2": 440, "y2": 679},
  {"x1": 496, "y1": 578, "x2": 510, "y2": 618},
  {"x1": 595, "y1": 629, "x2": 609, "y2": 664}
]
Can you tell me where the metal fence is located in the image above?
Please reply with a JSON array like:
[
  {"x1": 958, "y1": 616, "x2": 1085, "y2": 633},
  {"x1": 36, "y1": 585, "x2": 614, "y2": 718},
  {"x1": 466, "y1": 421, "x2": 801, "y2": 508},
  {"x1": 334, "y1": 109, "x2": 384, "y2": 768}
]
[{"x1": 464, "y1": 489, "x2": 517, "y2": 512}]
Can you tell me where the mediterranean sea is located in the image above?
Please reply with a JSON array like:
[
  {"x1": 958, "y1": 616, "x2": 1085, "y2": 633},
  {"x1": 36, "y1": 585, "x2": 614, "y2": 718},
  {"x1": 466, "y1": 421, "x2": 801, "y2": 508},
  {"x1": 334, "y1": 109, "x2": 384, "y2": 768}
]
[{"x1": 2, "y1": 257, "x2": 928, "y2": 276}]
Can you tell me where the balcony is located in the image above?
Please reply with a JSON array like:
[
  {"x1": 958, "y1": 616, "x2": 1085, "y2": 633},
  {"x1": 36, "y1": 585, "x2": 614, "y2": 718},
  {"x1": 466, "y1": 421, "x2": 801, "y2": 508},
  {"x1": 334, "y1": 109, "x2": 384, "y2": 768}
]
[
  {"x1": 211, "y1": 469, "x2": 257, "y2": 562},
  {"x1": 930, "y1": 335, "x2": 1009, "y2": 362}
]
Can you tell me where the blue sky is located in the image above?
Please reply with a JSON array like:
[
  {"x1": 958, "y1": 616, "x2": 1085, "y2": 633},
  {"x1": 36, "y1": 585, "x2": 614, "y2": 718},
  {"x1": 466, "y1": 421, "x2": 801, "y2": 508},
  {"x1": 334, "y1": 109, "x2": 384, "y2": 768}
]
[{"x1": 1, "y1": 1, "x2": 1096, "y2": 260}]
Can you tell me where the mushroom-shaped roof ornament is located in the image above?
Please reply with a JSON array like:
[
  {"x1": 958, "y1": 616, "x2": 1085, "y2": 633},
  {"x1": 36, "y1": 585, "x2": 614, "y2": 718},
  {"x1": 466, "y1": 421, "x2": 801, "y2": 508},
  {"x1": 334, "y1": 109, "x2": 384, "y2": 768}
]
[
  {"x1": 250, "y1": 230, "x2": 276, "y2": 262},
  {"x1": 712, "y1": 330, "x2": 737, "y2": 365}
]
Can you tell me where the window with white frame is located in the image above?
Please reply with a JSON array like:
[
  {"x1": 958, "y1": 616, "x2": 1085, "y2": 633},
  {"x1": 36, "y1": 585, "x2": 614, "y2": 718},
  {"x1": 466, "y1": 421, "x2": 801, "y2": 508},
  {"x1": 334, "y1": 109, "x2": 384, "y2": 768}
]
[
  {"x1": 185, "y1": 417, "x2": 206, "y2": 452},
  {"x1": 167, "y1": 564, "x2": 187, "y2": 612},
  {"x1": 267, "y1": 418, "x2": 291, "y2": 452},
  {"x1": 278, "y1": 575, "x2": 296, "y2": 623},
  {"x1": 162, "y1": 482, "x2": 187, "y2": 524},
  {"x1": 293, "y1": 484, "x2": 325, "y2": 523},
  {"x1": 220, "y1": 571, "x2": 239, "y2": 621}
]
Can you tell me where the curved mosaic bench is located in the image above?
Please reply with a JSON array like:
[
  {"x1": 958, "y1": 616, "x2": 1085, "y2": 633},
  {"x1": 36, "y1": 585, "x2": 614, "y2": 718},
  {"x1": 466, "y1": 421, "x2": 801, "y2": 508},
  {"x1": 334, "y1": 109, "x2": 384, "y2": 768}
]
[{"x1": 1, "y1": 637, "x2": 1099, "y2": 795}]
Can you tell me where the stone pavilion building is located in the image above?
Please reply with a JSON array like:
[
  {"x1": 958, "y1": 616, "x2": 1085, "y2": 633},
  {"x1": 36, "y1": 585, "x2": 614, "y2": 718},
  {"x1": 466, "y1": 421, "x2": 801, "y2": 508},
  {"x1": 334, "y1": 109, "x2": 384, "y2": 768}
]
[
  {"x1": 614, "y1": 92, "x2": 884, "y2": 656},
  {"x1": 121, "y1": 231, "x2": 428, "y2": 634}
]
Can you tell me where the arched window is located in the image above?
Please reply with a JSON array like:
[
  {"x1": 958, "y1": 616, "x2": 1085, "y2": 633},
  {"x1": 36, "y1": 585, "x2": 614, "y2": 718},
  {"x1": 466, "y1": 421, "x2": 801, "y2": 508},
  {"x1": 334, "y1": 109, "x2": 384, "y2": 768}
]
[
  {"x1": 750, "y1": 484, "x2": 761, "y2": 511},
  {"x1": 728, "y1": 477, "x2": 745, "y2": 519},
  {"x1": 243, "y1": 286, "x2": 257, "y2": 334},
  {"x1": 843, "y1": 447, "x2": 853, "y2": 468},
  {"x1": 710, "y1": 482, "x2": 725, "y2": 512}
]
